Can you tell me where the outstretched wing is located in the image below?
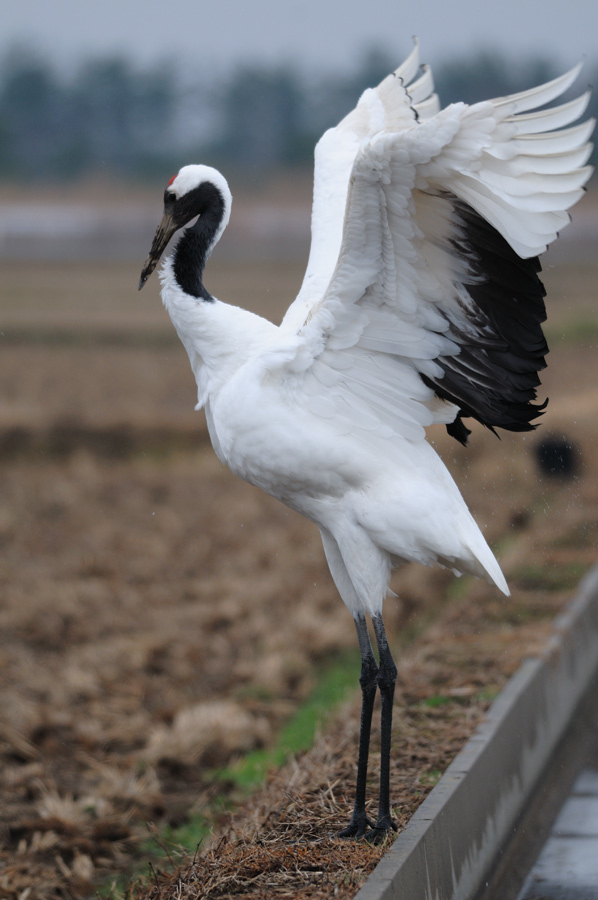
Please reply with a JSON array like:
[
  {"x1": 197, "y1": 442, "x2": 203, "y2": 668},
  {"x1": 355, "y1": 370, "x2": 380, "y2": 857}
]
[
  {"x1": 281, "y1": 62, "x2": 593, "y2": 446},
  {"x1": 282, "y1": 39, "x2": 440, "y2": 332}
]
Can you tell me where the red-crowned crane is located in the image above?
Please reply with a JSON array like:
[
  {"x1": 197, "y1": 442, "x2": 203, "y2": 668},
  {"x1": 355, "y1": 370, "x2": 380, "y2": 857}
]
[{"x1": 139, "y1": 40, "x2": 594, "y2": 841}]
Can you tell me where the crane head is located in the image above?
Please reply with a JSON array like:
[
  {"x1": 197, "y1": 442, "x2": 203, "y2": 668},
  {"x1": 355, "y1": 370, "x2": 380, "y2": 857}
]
[{"x1": 139, "y1": 165, "x2": 232, "y2": 290}]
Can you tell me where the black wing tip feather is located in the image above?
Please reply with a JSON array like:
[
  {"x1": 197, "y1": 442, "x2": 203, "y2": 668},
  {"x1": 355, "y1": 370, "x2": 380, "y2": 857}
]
[
  {"x1": 457, "y1": 396, "x2": 549, "y2": 445},
  {"x1": 426, "y1": 196, "x2": 550, "y2": 444},
  {"x1": 446, "y1": 415, "x2": 471, "y2": 446}
]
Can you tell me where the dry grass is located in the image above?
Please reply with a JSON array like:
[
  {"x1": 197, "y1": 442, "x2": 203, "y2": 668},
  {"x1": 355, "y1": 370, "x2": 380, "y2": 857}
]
[{"x1": 0, "y1": 245, "x2": 597, "y2": 898}]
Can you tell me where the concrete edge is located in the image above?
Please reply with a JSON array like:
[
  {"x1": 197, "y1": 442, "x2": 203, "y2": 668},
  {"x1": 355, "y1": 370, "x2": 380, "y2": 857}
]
[{"x1": 354, "y1": 563, "x2": 598, "y2": 900}]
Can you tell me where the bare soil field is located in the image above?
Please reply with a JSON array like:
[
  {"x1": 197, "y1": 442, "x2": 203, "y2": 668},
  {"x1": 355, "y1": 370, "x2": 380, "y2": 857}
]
[{"x1": 1, "y1": 250, "x2": 597, "y2": 899}]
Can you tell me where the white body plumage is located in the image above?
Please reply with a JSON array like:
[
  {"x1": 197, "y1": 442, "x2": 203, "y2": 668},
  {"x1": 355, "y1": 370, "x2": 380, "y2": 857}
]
[{"x1": 160, "y1": 258, "x2": 507, "y2": 617}]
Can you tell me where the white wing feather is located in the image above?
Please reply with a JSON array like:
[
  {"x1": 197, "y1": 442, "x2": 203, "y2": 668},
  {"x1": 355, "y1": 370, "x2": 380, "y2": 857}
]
[
  {"x1": 277, "y1": 57, "x2": 593, "y2": 445},
  {"x1": 282, "y1": 39, "x2": 439, "y2": 332}
]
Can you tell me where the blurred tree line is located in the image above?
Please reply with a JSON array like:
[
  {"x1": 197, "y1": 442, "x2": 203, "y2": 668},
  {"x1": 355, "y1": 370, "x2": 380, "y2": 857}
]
[{"x1": 0, "y1": 43, "x2": 595, "y2": 182}]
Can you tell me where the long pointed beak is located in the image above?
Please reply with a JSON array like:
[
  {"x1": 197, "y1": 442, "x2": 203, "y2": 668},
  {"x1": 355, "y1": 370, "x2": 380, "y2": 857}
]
[{"x1": 138, "y1": 212, "x2": 178, "y2": 290}]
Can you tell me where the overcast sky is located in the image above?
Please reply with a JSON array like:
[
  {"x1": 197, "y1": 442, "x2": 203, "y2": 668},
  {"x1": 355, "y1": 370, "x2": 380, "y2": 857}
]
[{"x1": 3, "y1": 0, "x2": 598, "y2": 79}]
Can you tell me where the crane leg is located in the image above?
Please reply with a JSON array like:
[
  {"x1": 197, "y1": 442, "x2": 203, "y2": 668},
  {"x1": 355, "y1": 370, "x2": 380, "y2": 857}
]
[
  {"x1": 369, "y1": 614, "x2": 398, "y2": 841},
  {"x1": 338, "y1": 614, "x2": 378, "y2": 839}
]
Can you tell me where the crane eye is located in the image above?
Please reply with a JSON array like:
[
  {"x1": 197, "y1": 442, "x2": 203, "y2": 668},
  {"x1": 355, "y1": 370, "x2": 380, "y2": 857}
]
[{"x1": 166, "y1": 191, "x2": 176, "y2": 203}]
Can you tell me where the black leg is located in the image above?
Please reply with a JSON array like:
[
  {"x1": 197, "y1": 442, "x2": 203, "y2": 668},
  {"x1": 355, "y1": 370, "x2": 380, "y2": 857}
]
[
  {"x1": 338, "y1": 614, "x2": 378, "y2": 839},
  {"x1": 368, "y1": 614, "x2": 398, "y2": 841}
]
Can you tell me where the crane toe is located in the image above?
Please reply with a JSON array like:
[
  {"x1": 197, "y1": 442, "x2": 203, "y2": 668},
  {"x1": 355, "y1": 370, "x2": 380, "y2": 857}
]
[
  {"x1": 337, "y1": 812, "x2": 376, "y2": 840},
  {"x1": 363, "y1": 815, "x2": 398, "y2": 844}
]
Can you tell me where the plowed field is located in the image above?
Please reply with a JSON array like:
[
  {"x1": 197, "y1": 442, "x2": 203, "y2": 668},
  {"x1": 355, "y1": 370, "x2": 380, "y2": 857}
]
[{"x1": 1, "y1": 250, "x2": 597, "y2": 899}]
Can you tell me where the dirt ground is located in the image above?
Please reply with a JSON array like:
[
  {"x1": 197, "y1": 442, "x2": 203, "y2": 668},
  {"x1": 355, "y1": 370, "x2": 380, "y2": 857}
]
[{"x1": 1, "y1": 246, "x2": 598, "y2": 899}]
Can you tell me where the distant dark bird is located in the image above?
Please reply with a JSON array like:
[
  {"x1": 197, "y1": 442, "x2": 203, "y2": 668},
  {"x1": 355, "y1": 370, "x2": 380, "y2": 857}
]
[
  {"x1": 139, "y1": 41, "x2": 593, "y2": 840},
  {"x1": 536, "y1": 436, "x2": 579, "y2": 477}
]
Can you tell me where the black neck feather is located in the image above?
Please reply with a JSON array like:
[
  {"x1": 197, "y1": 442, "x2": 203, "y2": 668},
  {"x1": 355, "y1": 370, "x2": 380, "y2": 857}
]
[{"x1": 172, "y1": 184, "x2": 225, "y2": 300}]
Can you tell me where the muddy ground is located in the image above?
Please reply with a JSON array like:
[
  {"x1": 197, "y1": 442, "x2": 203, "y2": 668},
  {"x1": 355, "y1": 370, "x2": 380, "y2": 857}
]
[{"x1": 1, "y1": 250, "x2": 597, "y2": 899}]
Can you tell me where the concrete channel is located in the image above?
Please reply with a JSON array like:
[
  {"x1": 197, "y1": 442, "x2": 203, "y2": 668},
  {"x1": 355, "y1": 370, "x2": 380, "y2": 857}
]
[{"x1": 354, "y1": 564, "x2": 598, "y2": 900}]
